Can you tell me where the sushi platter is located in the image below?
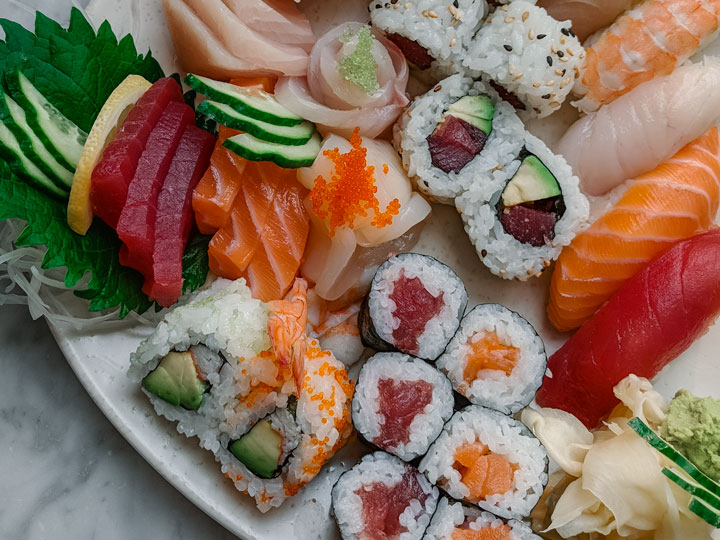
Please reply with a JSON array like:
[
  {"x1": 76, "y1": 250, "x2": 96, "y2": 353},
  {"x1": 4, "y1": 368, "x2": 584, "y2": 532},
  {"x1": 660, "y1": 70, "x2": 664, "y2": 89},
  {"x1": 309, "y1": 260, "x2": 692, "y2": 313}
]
[{"x1": 3, "y1": 0, "x2": 720, "y2": 539}]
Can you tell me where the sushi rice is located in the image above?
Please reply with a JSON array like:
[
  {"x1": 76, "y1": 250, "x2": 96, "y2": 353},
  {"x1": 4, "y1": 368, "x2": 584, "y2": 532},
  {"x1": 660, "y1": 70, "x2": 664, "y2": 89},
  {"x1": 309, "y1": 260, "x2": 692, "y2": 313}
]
[
  {"x1": 352, "y1": 352, "x2": 454, "y2": 461},
  {"x1": 464, "y1": 0, "x2": 584, "y2": 118},
  {"x1": 436, "y1": 304, "x2": 547, "y2": 415},
  {"x1": 393, "y1": 74, "x2": 525, "y2": 205},
  {"x1": 419, "y1": 406, "x2": 548, "y2": 520},
  {"x1": 455, "y1": 132, "x2": 589, "y2": 280}
]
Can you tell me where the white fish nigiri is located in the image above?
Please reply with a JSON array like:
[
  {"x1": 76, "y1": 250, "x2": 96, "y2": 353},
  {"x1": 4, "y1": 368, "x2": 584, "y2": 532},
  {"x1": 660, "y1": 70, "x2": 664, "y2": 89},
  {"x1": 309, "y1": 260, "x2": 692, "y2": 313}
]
[
  {"x1": 557, "y1": 60, "x2": 720, "y2": 196},
  {"x1": 536, "y1": 0, "x2": 637, "y2": 42}
]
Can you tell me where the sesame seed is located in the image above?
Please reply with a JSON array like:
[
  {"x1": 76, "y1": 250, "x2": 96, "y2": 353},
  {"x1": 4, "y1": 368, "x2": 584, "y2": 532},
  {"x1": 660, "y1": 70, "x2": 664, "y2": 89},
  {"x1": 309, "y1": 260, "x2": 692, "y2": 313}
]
[
  {"x1": 567, "y1": 48, "x2": 574, "y2": 56},
  {"x1": 542, "y1": 93, "x2": 551, "y2": 99},
  {"x1": 561, "y1": 28, "x2": 571, "y2": 36},
  {"x1": 557, "y1": 50, "x2": 565, "y2": 58},
  {"x1": 522, "y1": 11, "x2": 529, "y2": 21},
  {"x1": 561, "y1": 38, "x2": 566, "y2": 45},
  {"x1": 555, "y1": 68, "x2": 563, "y2": 76},
  {"x1": 549, "y1": 101, "x2": 561, "y2": 107},
  {"x1": 579, "y1": 51, "x2": 586, "y2": 59},
  {"x1": 509, "y1": 64, "x2": 516, "y2": 75},
  {"x1": 512, "y1": 72, "x2": 523, "y2": 81},
  {"x1": 563, "y1": 77, "x2": 571, "y2": 86},
  {"x1": 505, "y1": 16, "x2": 515, "y2": 23},
  {"x1": 501, "y1": 4, "x2": 508, "y2": 11},
  {"x1": 560, "y1": 56, "x2": 569, "y2": 62},
  {"x1": 434, "y1": 84, "x2": 442, "y2": 92},
  {"x1": 533, "y1": 82, "x2": 541, "y2": 88},
  {"x1": 537, "y1": 33, "x2": 546, "y2": 39},
  {"x1": 428, "y1": 9, "x2": 438, "y2": 17},
  {"x1": 450, "y1": 38, "x2": 457, "y2": 47},
  {"x1": 486, "y1": 17, "x2": 492, "y2": 24},
  {"x1": 528, "y1": 29, "x2": 535, "y2": 40},
  {"x1": 550, "y1": 92, "x2": 556, "y2": 98},
  {"x1": 551, "y1": 44, "x2": 558, "y2": 54},
  {"x1": 448, "y1": 5, "x2": 457, "y2": 15},
  {"x1": 546, "y1": 56, "x2": 553, "y2": 66},
  {"x1": 547, "y1": 80, "x2": 555, "y2": 86},
  {"x1": 504, "y1": 44, "x2": 513, "y2": 52}
]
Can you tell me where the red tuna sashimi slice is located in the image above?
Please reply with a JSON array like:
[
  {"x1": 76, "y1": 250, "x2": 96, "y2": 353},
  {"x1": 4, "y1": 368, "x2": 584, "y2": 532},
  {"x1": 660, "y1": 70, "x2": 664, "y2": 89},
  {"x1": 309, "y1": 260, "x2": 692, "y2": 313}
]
[
  {"x1": 375, "y1": 378, "x2": 434, "y2": 450},
  {"x1": 357, "y1": 465, "x2": 431, "y2": 540},
  {"x1": 144, "y1": 125, "x2": 216, "y2": 307},
  {"x1": 90, "y1": 78, "x2": 184, "y2": 228},
  {"x1": 536, "y1": 229, "x2": 720, "y2": 427},
  {"x1": 117, "y1": 101, "x2": 196, "y2": 277}
]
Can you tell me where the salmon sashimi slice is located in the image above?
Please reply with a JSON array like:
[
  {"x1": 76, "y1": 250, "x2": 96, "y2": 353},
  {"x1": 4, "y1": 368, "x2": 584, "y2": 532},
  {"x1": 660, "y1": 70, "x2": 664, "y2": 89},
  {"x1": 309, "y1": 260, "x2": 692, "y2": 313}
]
[
  {"x1": 451, "y1": 525, "x2": 512, "y2": 540},
  {"x1": 145, "y1": 125, "x2": 215, "y2": 307},
  {"x1": 209, "y1": 161, "x2": 310, "y2": 302},
  {"x1": 575, "y1": 0, "x2": 720, "y2": 113},
  {"x1": 90, "y1": 78, "x2": 183, "y2": 228},
  {"x1": 117, "y1": 101, "x2": 196, "y2": 277},
  {"x1": 548, "y1": 127, "x2": 720, "y2": 332},
  {"x1": 192, "y1": 126, "x2": 244, "y2": 234}
]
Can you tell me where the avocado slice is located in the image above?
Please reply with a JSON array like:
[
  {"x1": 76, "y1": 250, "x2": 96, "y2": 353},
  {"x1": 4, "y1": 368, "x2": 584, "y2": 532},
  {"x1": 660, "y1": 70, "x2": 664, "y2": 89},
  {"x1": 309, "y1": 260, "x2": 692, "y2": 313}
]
[
  {"x1": 229, "y1": 420, "x2": 284, "y2": 479},
  {"x1": 447, "y1": 95, "x2": 495, "y2": 135},
  {"x1": 141, "y1": 351, "x2": 209, "y2": 411},
  {"x1": 502, "y1": 155, "x2": 561, "y2": 207}
]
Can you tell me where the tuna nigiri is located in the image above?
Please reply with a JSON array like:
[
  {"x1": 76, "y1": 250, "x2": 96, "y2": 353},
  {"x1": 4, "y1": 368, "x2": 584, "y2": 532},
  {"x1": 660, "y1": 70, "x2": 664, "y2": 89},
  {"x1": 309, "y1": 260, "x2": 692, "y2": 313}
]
[
  {"x1": 548, "y1": 128, "x2": 720, "y2": 332},
  {"x1": 574, "y1": 0, "x2": 720, "y2": 113},
  {"x1": 536, "y1": 0, "x2": 637, "y2": 42},
  {"x1": 538, "y1": 229, "x2": 720, "y2": 428},
  {"x1": 558, "y1": 60, "x2": 720, "y2": 196}
]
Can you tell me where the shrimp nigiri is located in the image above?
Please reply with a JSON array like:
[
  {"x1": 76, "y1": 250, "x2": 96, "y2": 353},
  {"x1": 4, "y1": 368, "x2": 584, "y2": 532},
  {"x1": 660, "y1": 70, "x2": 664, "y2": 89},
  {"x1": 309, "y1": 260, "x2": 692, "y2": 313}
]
[
  {"x1": 574, "y1": 0, "x2": 720, "y2": 113},
  {"x1": 536, "y1": 0, "x2": 637, "y2": 42}
]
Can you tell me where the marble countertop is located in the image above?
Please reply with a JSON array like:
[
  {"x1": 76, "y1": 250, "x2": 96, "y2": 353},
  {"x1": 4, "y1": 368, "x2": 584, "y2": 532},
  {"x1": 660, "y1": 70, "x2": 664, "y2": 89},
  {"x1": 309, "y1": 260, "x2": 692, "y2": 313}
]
[{"x1": 0, "y1": 305, "x2": 239, "y2": 540}]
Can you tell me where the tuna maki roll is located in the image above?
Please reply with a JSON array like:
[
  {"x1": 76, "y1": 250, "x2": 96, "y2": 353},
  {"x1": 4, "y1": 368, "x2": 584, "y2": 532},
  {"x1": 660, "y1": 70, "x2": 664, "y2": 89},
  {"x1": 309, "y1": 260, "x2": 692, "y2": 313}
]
[
  {"x1": 463, "y1": 1, "x2": 584, "y2": 118},
  {"x1": 353, "y1": 352, "x2": 454, "y2": 461},
  {"x1": 455, "y1": 132, "x2": 589, "y2": 280},
  {"x1": 333, "y1": 451, "x2": 439, "y2": 540},
  {"x1": 425, "y1": 497, "x2": 542, "y2": 539},
  {"x1": 359, "y1": 253, "x2": 468, "y2": 361},
  {"x1": 419, "y1": 406, "x2": 548, "y2": 519},
  {"x1": 436, "y1": 304, "x2": 546, "y2": 414},
  {"x1": 394, "y1": 74, "x2": 525, "y2": 204},
  {"x1": 370, "y1": 0, "x2": 488, "y2": 76}
]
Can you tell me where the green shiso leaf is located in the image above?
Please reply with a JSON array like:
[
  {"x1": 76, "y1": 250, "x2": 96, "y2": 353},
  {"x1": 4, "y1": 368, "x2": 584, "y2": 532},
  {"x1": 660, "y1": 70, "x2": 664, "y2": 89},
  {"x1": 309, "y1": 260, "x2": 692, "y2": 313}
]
[
  {"x1": 0, "y1": 9, "x2": 210, "y2": 316},
  {"x1": 338, "y1": 26, "x2": 379, "y2": 95}
]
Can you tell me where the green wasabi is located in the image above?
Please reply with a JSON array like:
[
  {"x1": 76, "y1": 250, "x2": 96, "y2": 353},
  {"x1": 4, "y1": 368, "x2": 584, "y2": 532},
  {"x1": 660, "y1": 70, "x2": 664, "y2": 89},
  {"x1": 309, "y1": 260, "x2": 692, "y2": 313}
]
[
  {"x1": 661, "y1": 389, "x2": 720, "y2": 481},
  {"x1": 338, "y1": 26, "x2": 379, "y2": 95}
]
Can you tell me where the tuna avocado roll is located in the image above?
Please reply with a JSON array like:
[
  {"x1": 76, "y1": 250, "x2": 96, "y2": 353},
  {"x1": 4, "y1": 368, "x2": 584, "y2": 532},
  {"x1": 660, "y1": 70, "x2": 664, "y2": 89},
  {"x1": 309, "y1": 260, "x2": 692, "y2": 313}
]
[
  {"x1": 353, "y1": 352, "x2": 454, "y2": 461},
  {"x1": 394, "y1": 74, "x2": 525, "y2": 205},
  {"x1": 436, "y1": 304, "x2": 546, "y2": 414},
  {"x1": 419, "y1": 406, "x2": 548, "y2": 520},
  {"x1": 455, "y1": 132, "x2": 589, "y2": 280},
  {"x1": 359, "y1": 253, "x2": 468, "y2": 361},
  {"x1": 425, "y1": 497, "x2": 543, "y2": 540},
  {"x1": 333, "y1": 451, "x2": 439, "y2": 540}
]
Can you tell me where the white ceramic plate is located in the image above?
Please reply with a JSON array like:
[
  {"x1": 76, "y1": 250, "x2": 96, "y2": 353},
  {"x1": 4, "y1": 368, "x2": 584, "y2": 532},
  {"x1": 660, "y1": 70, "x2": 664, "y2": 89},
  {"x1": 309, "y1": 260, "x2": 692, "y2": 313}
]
[{"x1": 6, "y1": 0, "x2": 720, "y2": 538}]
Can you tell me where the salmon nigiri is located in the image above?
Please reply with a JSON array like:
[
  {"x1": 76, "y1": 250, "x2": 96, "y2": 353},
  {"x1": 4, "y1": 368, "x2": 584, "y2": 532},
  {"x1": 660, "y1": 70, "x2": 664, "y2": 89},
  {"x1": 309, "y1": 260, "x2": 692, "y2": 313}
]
[
  {"x1": 536, "y1": 0, "x2": 637, "y2": 42},
  {"x1": 574, "y1": 0, "x2": 720, "y2": 113},
  {"x1": 548, "y1": 127, "x2": 720, "y2": 332}
]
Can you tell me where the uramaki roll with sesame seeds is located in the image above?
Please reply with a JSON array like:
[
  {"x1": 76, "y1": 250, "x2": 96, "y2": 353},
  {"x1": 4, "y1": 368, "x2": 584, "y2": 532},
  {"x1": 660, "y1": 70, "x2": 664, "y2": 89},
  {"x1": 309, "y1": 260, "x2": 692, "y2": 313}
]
[
  {"x1": 463, "y1": 0, "x2": 584, "y2": 118},
  {"x1": 369, "y1": 0, "x2": 488, "y2": 78},
  {"x1": 454, "y1": 132, "x2": 589, "y2": 280}
]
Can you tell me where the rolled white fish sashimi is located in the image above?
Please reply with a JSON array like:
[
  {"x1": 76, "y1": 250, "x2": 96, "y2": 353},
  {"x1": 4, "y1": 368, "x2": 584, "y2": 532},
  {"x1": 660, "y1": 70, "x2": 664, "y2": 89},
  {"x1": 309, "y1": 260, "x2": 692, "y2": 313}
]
[
  {"x1": 276, "y1": 23, "x2": 409, "y2": 138},
  {"x1": 222, "y1": 0, "x2": 315, "y2": 51},
  {"x1": 557, "y1": 60, "x2": 720, "y2": 196},
  {"x1": 536, "y1": 0, "x2": 636, "y2": 42},
  {"x1": 163, "y1": 0, "x2": 312, "y2": 79}
]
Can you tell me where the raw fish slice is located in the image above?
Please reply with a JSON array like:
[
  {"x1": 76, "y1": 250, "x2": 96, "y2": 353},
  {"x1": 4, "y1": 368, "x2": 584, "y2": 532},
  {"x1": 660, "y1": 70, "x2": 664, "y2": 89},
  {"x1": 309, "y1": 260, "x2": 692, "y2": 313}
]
[
  {"x1": 538, "y1": 229, "x2": 720, "y2": 427},
  {"x1": 267, "y1": 278, "x2": 308, "y2": 393},
  {"x1": 117, "y1": 101, "x2": 196, "y2": 277},
  {"x1": 146, "y1": 125, "x2": 215, "y2": 307},
  {"x1": 558, "y1": 60, "x2": 720, "y2": 196},
  {"x1": 574, "y1": 0, "x2": 720, "y2": 113},
  {"x1": 184, "y1": 0, "x2": 309, "y2": 77},
  {"x1": 548, "y1": 128, "x2": 720, "y2": 332},
  {"x1": 162, "y1": 0, "x2": 275, "y2": 79},
  {"x1": 536, "y1": 0, "x2": 637, "y2": 42},
  {"x1": 91, "y1": 78, "x2": 183, "y2": 228},
  {"x1": 222, "y1": 0, "x2": 315, "y2": 51},
  {"x1": 192, "y1": 126, "x2": 244, "y2": 235}
]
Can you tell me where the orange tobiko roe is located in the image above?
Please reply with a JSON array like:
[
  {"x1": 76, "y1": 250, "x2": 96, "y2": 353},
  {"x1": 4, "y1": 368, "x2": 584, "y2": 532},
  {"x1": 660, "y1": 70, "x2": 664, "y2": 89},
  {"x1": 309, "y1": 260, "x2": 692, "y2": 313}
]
[
  {"x1": 308, "y1": 127, "x2": 400, "y2": 236},
  {"x1": 464, "y1": 332, "x2": 520, "y2": 382},
  {"x1": 453, "y1": 442, "x2": 516, "y2": 500},
  {"x1": 451, "y1": 525, "x2": 512, "y2": 540}
]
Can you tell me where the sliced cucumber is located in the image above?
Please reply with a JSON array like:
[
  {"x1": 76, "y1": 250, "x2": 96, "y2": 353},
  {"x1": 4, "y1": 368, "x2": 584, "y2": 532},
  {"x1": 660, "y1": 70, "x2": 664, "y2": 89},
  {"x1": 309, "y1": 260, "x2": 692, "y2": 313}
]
[
  {"x1": 663, "y1": 468, "x2": 720, "y2": 510},
  {"x1": 689, "y1": 497, "x2": 720, "y2": 527},
  {"x1": 0, "y1": 88, "x2": 74, "y2": 192},
  {"x1": 224, "y1": 132, "x2": 321, "y2": 169},
  {"x1": 197, "y1": 100, "x2": 314, "y2": 146},
  {"x1": 0, "y1": 121, "x2": 67, "y2": 198},
  {"x1": 6, "y1": 70, "x2": 87, "y2": 172},
  {"x1": 185, "y1": 73, "x2": 304, "y2": 127},
  {"x1": 629, "y1": 418, "x2": 720, "y2": 498}
]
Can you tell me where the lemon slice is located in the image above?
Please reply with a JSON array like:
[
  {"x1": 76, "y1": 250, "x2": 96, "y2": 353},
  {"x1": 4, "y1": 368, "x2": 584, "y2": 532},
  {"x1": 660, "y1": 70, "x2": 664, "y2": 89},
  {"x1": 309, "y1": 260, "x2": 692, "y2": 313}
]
[{"x1": 67, "y1": 74, "x2": 152, "y2": 235}]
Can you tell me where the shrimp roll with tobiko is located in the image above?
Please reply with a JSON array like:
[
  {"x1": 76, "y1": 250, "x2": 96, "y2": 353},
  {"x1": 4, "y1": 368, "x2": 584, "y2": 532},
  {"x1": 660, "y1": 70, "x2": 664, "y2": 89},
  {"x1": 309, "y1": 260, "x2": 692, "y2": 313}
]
[
  {"x1": 359, "y1": 253, "x2": 468, "y2": 360},
  {"x1": 419, "y1": 406, "x2": 548, "y2": 519},
  {"x1": 425, "y1": 498, "x2": 542, "y2": 540},
  {"x1": 332, "y1": 452, "x2": 439, "y2": 540},
  {"x1": 353, "y1": 353, "x2": 454, "y2": 461},
  {"x1": 436, "y1": 304, "x2": 546, "y2": 414}
]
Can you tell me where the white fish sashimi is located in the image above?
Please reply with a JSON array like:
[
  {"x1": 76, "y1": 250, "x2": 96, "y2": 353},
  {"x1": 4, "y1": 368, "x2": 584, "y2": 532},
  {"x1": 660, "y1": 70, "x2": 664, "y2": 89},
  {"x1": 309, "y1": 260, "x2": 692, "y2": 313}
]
[
  {"x1": 223, "y1": 0, "x2": 316, "y2": 51},
  {"x1": 275, "y1": 23, "x2": 409, "y2": 138},
  {"x1": 557, "y1": 60, "x2": 720, "y2": 196},
  {"x1": 536, "y1": 0, "x2": 637, "y2": 42}
]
